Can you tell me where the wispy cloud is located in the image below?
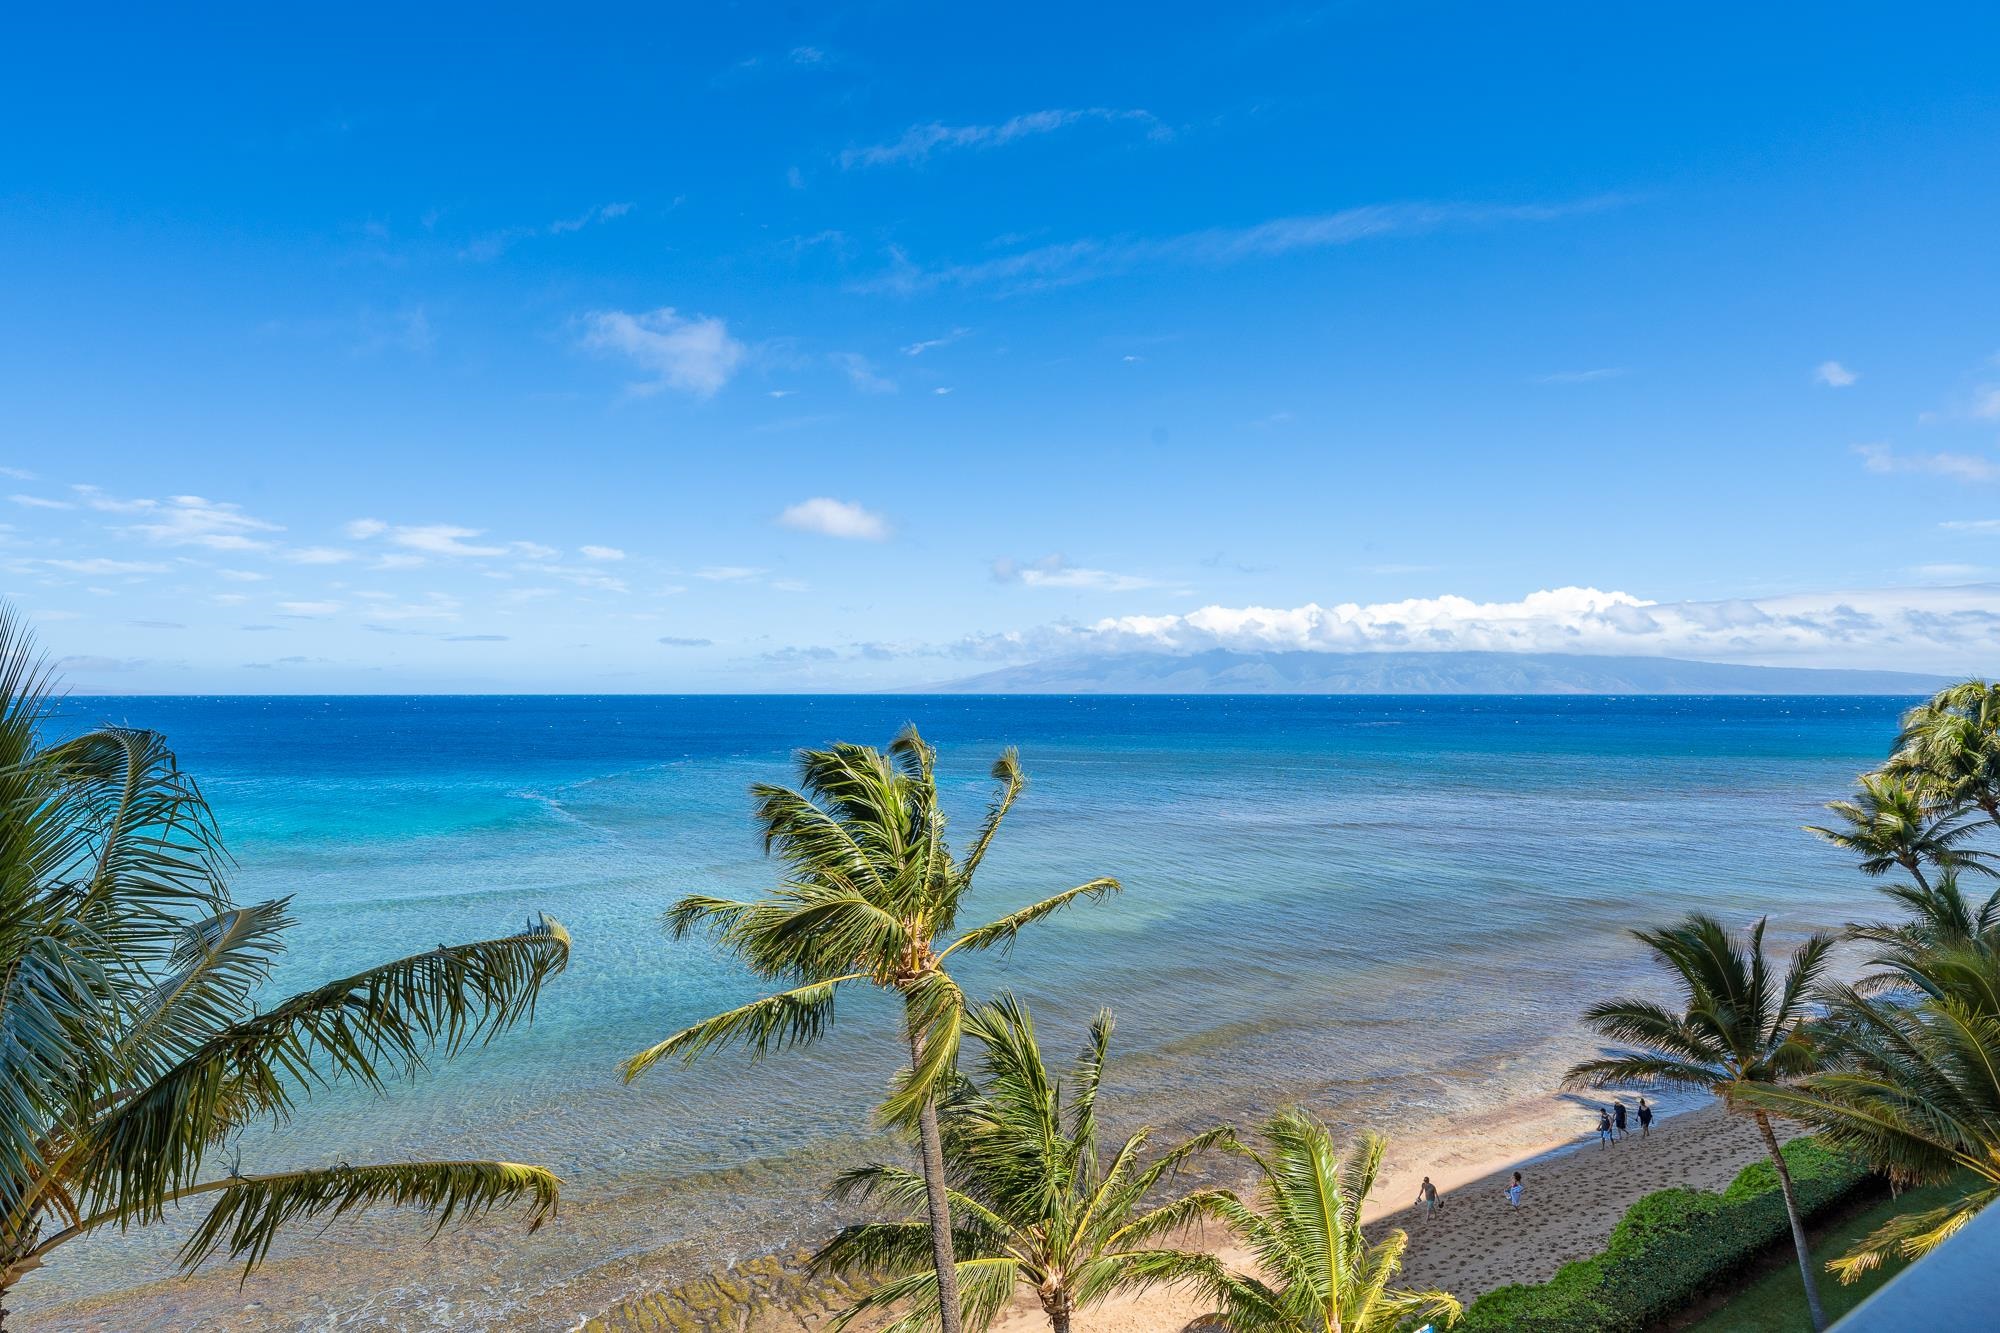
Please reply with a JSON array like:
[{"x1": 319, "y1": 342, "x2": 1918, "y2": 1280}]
[
  {"x1": 461, "y1": 202, "x2": 634, "y2": 261},
  {"x1": 1816, "y1": 360, "x2": 1858, "y2": 388},
  {"x1": 579, "y1": 545, "x2": 626, "y2": 561},
  {"x1": 583, "y1": 307, "x2": 746, "y2": 397},
  {"x1": 860, "y1": 196, "x2": 1631, "y2": 294},
  {"x1": 840, "y1": 108, "x2": 1167, "y2": 168},
  {"x1": 1856, "y1": 443, "x2": 2000, "y2": 482},
  {"x1": 992, "y1": 555, "x2": 1159, "y2": 591},
  {"x1": 833, "y1": 352, "x2": 895, "y2": 394},
  {"x1": 128, "y1": 496, "x2": 284, "y2": 551},
  {"x1": 903, "y1": 328, "x2": 972, "y2": 356},
  {"x1": 388, "y1": 525, "x2": 510, "y2": 557},
  {"x1": 1538, "y1": 367, "x2": 1627, "y2": 384},
  {"x1": 43, "y1": 558, "x2": 171, "y2": 575},
  {"x1": 778, "y1": 497, "x2": 889, "y2": 541},
  {"x1": 9, "y1": 494, "x2": 73, "y2": 510}
]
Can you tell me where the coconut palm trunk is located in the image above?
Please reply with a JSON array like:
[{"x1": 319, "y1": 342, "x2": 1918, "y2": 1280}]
[
  {"x1": 911, "y1": 1026, "x2": 965, "y2": 1333},
  {"x1": 1754, "y1": 1110, "x2": 1827, "y2": 1331}
]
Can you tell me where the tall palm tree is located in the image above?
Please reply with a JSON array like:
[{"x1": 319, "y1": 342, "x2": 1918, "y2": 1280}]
[
  {"x1": 0, "y1": 612, "x2": 571, "y2": 1328},
  {"x1": 1180, "y1": 1109, "x2": 1460, "y2": 1333},
  {"x1": 623, "y1": 730, "x2": 1119, "y2": 1333},
  {"x1": 1888, "y1": 681, "x2": 2000, "y2": 826},
  {"x1": 1741, "y1": 943, "x2": 2000, "y2": 1282},
  {"x1": 813, "y1": 995, "x2": 1233, "y2": 1333},
  {"x1": 1564, "y1": 914, "x2": 1835, "y2": 1331},
  {"x1": 1805, "y1": 772, "x2": 1991, "y2": 888}
]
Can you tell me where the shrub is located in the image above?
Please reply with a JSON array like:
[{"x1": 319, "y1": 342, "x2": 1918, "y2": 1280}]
[{"x1": 1457, "y1": 1137, "x2": 1871, "y2": 1332}]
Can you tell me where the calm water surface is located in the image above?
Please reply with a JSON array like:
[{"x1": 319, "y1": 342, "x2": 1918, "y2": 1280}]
[{"x1": 30, "y1": 694, "x2": 1912, "y2": 1326}]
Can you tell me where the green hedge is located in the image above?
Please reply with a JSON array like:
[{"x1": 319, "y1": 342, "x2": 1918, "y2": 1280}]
[{"x1": 1456, "y1": 1137, "x2": 1872, "y2": 1332}]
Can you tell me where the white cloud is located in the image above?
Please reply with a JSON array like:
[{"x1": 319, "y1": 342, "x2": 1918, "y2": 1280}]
[
  {"x1": 993, "y1": 555, "x2": 1158, "y2": 591},
  {"x1": 1008, "y1": 583, "x2": 2000, "y2": 669},
  {"x1": 0, "y1": 467, "x2": 35, "y2": 480},
  {"x1": 579, "y1": 545, "x2": 626, "y2": 561},
  {"x1": 862, "y1": 196, "x2": 1630, "y2": 294},
  {"x1": 345, "y1": 517, "x2": 389, "y2": 539},
  {"x1": 1974, "y1": 386, "x2": 2000, "y2": 421},
  {"x1": 903, "y1": 328, "x2": 972, "y2": 356},
  {"x1": 216, "y1": 568, "x2": 270, "y2": 582},
  {"x1": 129, "y1": 495, "x2": 283, "y2": 551},
  {"x1": 778, "y1": 497, "x2": 889, "y2": 541},
  {"x1": 72, "y1": 485, "x2": 158, "y2": 514},
  {"x1": 391, "y1": 524, "x2": 509, "y2": 557},
  {"x1": 284, "y1": 546, "x2": 354, "y2": 565},
  {"x1": 1816, "y1": 360, "x2": 1858, "y2": 388},
  {"x1": 43, "y1": 558, "x2": 170, "y2": 575},
  {"x1": 10, "y1": 494, "x2": 74, "y2": 510},
  {"x1": 841, "y1": 108, "x2": 1165, "y2": 168},
  {"x1": 695, "y1": 565, "x2": 765, "y2": 581},
  {"x1": 1942, "y1": 520, "x2": 2000, "y2": 534},
  {"x1": 1538, "y1": 368, "x2": 1626, "y2": 384},
  {"x1": 278, "y1": 600, "x2": 342, "y2": 617},
  {"x1": 1856, "y1": 443, "x2": 2000, "y2": 482},
  {"x1": 833, "y1": 352, "x2": 896, "y2": 394},
  {"x1": 582, "y1": 307, "x2": 746, "y2": 397}
]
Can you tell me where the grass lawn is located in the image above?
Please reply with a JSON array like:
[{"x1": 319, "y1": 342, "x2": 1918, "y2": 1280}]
[{"x1": 1682, "y1": 1176, "x2": 1967, "y2": 1331}]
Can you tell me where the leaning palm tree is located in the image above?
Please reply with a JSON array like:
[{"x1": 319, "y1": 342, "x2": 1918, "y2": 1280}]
[
  {"x1": 1179, "y1": 1109, "x2": 1460, "y2": 1333},
  {"x1": 1806, "y1": 772, "x2": 1991, "y2": 888},
  {"x1": 814, "y1": 995, "x2": 1232, "y2": 1333},
  {"x1": 0, "y1": 611, "x2": 571, "y2": 1328},
  {"x1": 1888, "y1": 681, "x2": 2000, "y2": 826},
  {"x1": 623, "y1": 730, "x2": 1119, "y2": 1333},
  {"x1": 1741, "y1": 942, "x2": 2000, "y2": 1282},
  {"x1": 1564, "y1": 914, "x2": 1835, "y2": 1331}
]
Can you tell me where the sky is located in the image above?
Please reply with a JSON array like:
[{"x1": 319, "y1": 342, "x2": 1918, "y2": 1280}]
[{"x1": 5, "y1": 3, "x2": 2000, "y2": 691}]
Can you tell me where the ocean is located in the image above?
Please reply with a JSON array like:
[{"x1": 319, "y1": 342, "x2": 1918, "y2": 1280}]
[{"x1": 27, "y1": 694, "x2": 1915, "y2": 1329}]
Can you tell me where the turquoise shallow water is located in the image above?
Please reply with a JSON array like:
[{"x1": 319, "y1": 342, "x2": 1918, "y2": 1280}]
[{"x1": 30, "y1": 694, "x2": 1914, "y2": 1326}]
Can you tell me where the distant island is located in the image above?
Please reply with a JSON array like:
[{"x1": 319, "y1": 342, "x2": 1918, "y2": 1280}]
[{"x1": 927, "y1": 650, "x2": 1950, "y2": 695}]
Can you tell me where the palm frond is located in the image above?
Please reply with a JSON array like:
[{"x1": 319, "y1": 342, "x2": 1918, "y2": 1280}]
[
  {"x1": 940, "y1": 878, "x2": 1121, "y2": 959},
  {"x1": 622, "y1": 973, "x2": 860, "y2": 1081},
  {"x1": 79, "y1": 915, "x2": 570, "y2": 1218},
  {"x1": 176, "y1": 1158, "x2": 559, "y2": 1279}
]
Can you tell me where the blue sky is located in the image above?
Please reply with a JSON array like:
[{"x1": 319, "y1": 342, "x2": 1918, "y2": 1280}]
[{"x1": 5, "y1": 3, "x2": 2000, "y2": 690}]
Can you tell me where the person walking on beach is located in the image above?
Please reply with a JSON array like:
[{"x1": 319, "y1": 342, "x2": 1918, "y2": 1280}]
[
  {"x1": 1614, "y1": 1099, "x2": 1629, "y2": 1140},
  {"x1": 1637, "y1": 1096, "x2": 1653, "y2": 1138},
  {"x1": 1417, "y1": 1176, "x2": 1440, "y2": 1221},
  {"x1": 1597, "y1": 1107, "x2": 1613, "y2": 1147},
  {"x1": 1507, "y1": 1171, "x2": 1524, "y2": 1209}
]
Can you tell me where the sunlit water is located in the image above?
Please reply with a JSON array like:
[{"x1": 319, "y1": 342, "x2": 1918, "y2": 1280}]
[{"x1": 27, "y1": 694, "x2": 1913, "y2": 1327}]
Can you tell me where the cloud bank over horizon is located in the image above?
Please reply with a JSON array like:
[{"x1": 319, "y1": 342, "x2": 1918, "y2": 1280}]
[{"x1": 961, "y1": 584, "x2": 2000, "y2": 675}]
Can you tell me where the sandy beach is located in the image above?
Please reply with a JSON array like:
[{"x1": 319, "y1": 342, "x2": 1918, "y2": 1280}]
[{"x1": 975, "y1": 1096, "x2": 1767, "y2": 1333}]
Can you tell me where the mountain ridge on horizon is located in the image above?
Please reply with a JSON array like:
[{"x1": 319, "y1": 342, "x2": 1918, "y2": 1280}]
[{"x1": 925, "y1": 650, "x2": 1951, "y2": 695}]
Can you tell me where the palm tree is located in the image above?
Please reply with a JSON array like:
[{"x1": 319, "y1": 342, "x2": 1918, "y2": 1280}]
[
  {"x1": 1888, "y1": 681, "x2": 2000, "y2": 826},
  {"x1": 1180, "y1": 1109, "x2": 1460, "y2": 1333},
  {"x1": 1845, "y1": 870, "x2": 2000, "y2": 994},
  {"x1": 0, "y1": 611, "x2": 571, "y2": 1328},
  {"x1": 1741, "y1": 943, "x2": 2000, "y2": 1282},
  {"x1": 623, "y1": 730, "x2": 1119, "y2": 1333},
  {"x1": 814, "y1": 995, "x2": 1233, "y2": 1333},
  {"x1": 1805, "y1": 772, "x2": 1991, "y2": 888},
  {"x1": 1564, "y1": 914, "x2": 1835, "y2": 1331}
]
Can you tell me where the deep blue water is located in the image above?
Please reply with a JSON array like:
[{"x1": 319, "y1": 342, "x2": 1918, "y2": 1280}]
[{"x1": 35, "y1": 694, "x2": 1916, "y2": 1318}]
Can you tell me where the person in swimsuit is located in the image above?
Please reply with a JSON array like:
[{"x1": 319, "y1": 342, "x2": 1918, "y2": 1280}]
[
  {"x1": 1638, "y1": 1097, "x2": 1653, "y2": 1137},
  {"x1": 1507, "y1": 1171, "x2": 1524, "y2": 1208},
  {"x1": 1417, "y1": 1176, "x2": 1439, "y2": 1220},
  {"x1": 1597, "y1": 1108, "x2": 1613, "y2": 1147},
  {"x1": 1614, "y1": 1100, "x2": 1629, "y2": 1139}
]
